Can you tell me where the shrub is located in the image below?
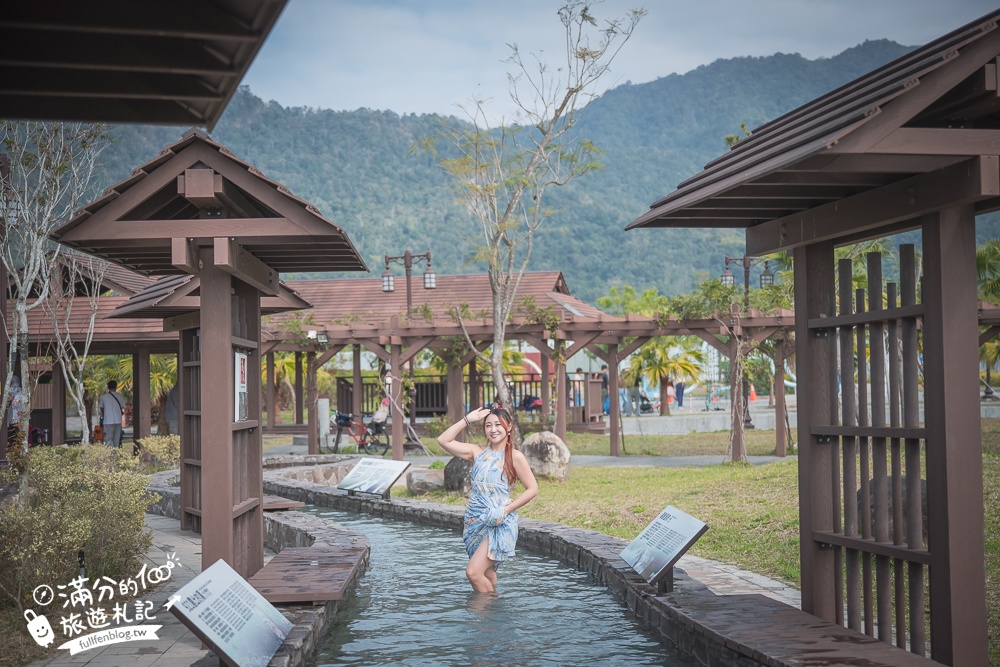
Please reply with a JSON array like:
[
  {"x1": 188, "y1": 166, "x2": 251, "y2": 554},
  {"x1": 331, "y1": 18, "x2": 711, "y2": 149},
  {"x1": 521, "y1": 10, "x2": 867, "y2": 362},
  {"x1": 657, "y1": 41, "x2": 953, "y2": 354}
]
[
  {"x1": 0, "y1": 445, "x2": 153, "y2": 609},
  {"x1": 136, "y1": 435, "x2": 181, "y2": 470},
  {"x1": 428, "y1": 460, "x2": 445, "y2": 469}
]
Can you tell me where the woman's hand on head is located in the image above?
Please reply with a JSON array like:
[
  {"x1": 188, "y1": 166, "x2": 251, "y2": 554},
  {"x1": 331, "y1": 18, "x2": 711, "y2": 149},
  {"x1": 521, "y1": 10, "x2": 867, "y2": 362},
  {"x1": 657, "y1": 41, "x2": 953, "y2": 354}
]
[{"x1": 466, "y1": 407, "x2": 490, "y2": 423}]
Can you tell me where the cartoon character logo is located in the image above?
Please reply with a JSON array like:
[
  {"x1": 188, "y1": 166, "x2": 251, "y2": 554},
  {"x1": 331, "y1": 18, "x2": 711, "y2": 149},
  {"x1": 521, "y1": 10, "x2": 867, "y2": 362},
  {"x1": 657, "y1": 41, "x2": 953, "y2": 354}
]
[{"x1": 24, "y1": 609, "x2": 55, "y2": 647}]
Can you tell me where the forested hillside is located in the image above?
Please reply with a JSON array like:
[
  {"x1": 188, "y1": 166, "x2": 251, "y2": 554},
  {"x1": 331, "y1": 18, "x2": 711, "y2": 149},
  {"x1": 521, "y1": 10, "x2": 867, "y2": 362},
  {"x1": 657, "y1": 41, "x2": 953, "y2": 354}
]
[{"x1": 98, "y1": 39, "x2": 998, "y2": 304}]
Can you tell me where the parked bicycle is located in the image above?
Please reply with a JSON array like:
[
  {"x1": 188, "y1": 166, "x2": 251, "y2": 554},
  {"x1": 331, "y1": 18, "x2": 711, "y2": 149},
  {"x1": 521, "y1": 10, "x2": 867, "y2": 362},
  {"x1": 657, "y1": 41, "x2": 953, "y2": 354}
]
[{"x1": 328, "y1": 411, "x2": 389, "y2": 456}]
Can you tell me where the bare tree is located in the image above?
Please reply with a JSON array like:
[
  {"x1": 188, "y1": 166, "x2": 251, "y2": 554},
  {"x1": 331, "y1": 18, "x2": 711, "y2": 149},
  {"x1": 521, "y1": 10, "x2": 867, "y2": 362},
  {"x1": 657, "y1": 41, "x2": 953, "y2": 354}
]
[
  {"x1": 424, "y1": 2, "x2": 645, "y2": 411},
  {"x1": 44, "y1": 254, "x2": 109, "y2": 444},
  {"x1": 0, "y1": 121, "x2": 112, "y2": 450}
]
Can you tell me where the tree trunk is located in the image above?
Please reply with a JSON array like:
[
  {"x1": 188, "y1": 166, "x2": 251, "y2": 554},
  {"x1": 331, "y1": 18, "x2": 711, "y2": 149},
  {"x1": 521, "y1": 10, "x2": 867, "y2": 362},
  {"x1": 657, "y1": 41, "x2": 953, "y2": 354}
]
[{"x1": 660, "y1": 377, "x2": 671, "y2": 416}]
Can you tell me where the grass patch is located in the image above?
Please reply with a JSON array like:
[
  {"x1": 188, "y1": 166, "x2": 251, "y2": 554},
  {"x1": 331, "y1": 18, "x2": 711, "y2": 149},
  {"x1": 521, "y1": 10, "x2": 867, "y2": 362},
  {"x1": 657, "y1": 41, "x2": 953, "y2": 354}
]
[
  {"x1": 983, "y1": 419, "x2": 1000, "y2": 665},
  {"x1": 563, "y1": 428, "x2": 795, "y2": 457}
]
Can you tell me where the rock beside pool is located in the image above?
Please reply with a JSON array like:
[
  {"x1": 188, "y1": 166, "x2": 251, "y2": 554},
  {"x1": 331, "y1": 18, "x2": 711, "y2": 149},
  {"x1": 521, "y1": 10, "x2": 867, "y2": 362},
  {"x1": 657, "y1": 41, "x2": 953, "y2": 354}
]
[
  {"x1": 444, "y1": 456, "x2": 473, "y2": 495},
  {"x1": 407, "y1": 468, "x2": 445, "y2": 494},
  {"x1": 521, "y1": 431, "x2": 571, "y2": 481}
]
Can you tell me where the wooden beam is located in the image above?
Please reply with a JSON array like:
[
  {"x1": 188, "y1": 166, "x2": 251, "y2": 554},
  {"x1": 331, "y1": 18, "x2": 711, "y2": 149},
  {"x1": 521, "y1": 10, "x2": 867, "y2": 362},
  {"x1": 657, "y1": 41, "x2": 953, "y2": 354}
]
[
  {"x1": 564, "y1": 332, "x2": 603, "y2": 359},
  {"x1": 459, "y1": 340, "x2": 492, "y2": 365},
  {"x1": 359, "y1": 339, "x2": 390, "y2": 363},
  {"x1": 400, "y1": 337, "x2": 435, "y2": 365},
  {"x1": 179, "y1": 169, "x2": 221, "y2": 207},
  {"x1": 213, "y1": 237, "x2": 279, "y2": 296},
  {"x1": 747, "y1": 156, "x2": 1000, "y2": 255},
  {"x1": 69, "y1": 217, "x2": 313, "y2": 243},
  {"x1": 616, "y1": 336, "x2": 651, "y2": 361},
  {"x1": 694, "y1": 330, "x2": 730, "y2": 356},
  {"x1": 171, "y1": 237, "x2": 199, "y2": 275},
  {"x1": 979, "y1": 325, "x2": 1000, "y2": 345},
  {"x1": 864, "y1": 128, "x2": 1000, "y2": 156},
  {"x1": 316, "y1": 345, "x2": 346, "y2": 366},
  {"x1": 164, "y1": 310, "x2": 200, "y2": 332}
]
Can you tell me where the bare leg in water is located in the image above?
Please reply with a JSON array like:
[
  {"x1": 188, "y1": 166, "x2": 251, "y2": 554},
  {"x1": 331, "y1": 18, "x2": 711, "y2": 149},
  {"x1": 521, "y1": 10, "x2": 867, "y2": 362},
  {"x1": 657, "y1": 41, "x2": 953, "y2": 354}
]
[{"x1": 466, "y1": 538, "x2": 498, "y2": 592}]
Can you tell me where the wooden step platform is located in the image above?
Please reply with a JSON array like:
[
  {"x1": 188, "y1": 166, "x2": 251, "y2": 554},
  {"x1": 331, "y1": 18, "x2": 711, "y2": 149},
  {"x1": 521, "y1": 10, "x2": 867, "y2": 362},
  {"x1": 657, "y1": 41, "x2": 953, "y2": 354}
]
[
  {"x1": 262, "y1": 494, "x2": 306, "y2": 511},
  {"x1": 249, "y1": 545, "x2": 367, "y2": 605}
]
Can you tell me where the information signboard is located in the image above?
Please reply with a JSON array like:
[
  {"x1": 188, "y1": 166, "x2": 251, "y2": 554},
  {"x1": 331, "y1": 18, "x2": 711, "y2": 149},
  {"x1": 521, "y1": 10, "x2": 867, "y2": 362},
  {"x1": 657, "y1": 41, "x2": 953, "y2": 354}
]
[
  {"x1": 620, "y1": 505, "x2": 708, "y2": 586},
  {"x1": 169, "y1": 559, "x2": 292, "y2": 667},
  {"x1": 336, "y1": 458, "x2": 410, "y2": 496},
  {"x1": 234, "y1": 350, "x2": 248, "y2": 421}
]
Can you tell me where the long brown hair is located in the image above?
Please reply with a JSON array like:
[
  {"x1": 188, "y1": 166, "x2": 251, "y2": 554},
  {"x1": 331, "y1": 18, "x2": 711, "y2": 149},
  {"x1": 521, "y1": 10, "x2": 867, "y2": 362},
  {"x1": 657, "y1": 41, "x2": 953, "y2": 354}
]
[{"x1": 483, "y1": 408, "x2": 517, "y2": 487}]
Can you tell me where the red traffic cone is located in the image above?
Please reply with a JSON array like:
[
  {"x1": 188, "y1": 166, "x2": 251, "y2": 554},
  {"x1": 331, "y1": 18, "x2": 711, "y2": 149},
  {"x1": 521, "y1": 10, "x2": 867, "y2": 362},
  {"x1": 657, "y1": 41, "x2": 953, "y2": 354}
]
[{"x1": 749, "y1": 383, "x2": 758, "y2": 402}]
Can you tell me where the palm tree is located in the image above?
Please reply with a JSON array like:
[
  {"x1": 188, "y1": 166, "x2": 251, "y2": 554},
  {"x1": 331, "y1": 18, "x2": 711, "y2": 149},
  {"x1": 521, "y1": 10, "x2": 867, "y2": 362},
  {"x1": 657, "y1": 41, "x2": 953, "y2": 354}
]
[{"x1": 625, "y1": 338, "x2": 704, "y2": 416}]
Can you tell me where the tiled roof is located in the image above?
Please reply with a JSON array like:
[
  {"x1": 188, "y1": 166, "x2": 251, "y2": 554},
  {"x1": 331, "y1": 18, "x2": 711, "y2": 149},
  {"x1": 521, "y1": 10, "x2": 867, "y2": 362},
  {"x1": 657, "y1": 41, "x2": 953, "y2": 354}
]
[{"x1": 270, "y1": 271, "x2": 608, "y2": 329}]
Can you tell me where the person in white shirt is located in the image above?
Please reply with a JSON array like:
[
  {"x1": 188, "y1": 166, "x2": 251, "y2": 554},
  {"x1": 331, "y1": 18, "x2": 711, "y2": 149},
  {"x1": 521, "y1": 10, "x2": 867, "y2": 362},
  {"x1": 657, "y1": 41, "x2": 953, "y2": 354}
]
[{"x1": 99, "y1": 380, "x2": 126, "y2": 447}]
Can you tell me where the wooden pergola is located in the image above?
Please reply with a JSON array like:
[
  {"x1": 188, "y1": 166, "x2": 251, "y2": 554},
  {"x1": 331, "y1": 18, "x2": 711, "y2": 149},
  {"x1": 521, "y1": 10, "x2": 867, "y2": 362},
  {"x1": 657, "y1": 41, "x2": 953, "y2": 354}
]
[
  {"x1": 49, "y1": 129, "x2": 366, "y2": 579},
  {"x1": 628, "y1": 10, "x2": 1000, "y2": 665},
  {"x1": 259, "y1": 272, "x2": 795, "y2": 459}
]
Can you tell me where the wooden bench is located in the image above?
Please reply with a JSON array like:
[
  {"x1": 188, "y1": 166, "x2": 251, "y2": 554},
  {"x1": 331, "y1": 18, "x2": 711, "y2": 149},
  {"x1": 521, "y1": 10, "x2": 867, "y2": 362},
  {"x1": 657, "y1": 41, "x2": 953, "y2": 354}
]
[
  {"x1": 248, "y1": 545, "x2": 367, "y2": 605},
  {"x1": 262, "y1": 495, "x2": 306, "y2": 511}
]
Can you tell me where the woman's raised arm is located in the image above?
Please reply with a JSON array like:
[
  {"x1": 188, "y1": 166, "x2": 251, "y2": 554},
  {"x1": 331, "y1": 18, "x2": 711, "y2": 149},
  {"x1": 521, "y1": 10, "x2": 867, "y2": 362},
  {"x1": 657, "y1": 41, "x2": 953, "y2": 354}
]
[{"x1": 436, "y1": 407, "x2": 491, "y2": 461}]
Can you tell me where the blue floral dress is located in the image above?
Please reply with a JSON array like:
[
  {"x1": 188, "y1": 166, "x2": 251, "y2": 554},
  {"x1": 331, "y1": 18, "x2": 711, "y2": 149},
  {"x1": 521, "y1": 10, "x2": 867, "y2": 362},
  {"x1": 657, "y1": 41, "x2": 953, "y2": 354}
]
[{"x1": 463, "y1": 447, "x2": 518, "y2": 564}]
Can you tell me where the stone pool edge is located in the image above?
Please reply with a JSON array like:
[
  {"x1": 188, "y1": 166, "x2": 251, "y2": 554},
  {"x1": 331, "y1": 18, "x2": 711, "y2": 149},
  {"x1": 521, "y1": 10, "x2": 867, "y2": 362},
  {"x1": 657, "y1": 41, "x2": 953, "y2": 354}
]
[{"x1": 147, "y1": 467, "x2": 370, "y2": 667}]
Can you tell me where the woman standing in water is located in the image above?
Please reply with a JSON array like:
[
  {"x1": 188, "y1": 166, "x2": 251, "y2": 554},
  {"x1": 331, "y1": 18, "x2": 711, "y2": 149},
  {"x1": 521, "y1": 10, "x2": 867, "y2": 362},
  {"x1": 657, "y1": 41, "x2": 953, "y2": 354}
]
[{"x1": 437, "y1": 405, "x2": 538, "y2": 592}]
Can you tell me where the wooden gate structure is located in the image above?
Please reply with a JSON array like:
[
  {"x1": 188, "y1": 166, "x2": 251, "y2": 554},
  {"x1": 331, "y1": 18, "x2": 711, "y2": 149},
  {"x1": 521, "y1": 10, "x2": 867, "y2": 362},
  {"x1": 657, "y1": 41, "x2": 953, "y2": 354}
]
[
  {"x1": 50, "y1": 130, "x2": 366, "y2": 577},
  {"x1": 628, "y1": 11, "x2": 1000, "y2": 664}
]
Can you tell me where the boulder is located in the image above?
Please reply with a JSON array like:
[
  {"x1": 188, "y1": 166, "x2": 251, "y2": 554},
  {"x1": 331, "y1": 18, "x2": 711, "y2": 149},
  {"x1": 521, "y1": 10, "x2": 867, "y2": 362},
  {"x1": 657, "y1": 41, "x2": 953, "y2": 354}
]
[
  {"x1": 444, "y1": 456, "x2": 473, "y2": 495},
  {"x1": 407, "y1": 468, "x2": 445, "y2": 495},
  {"x1": 521, "y1": 431, "x2": 571, "y2": 481}
]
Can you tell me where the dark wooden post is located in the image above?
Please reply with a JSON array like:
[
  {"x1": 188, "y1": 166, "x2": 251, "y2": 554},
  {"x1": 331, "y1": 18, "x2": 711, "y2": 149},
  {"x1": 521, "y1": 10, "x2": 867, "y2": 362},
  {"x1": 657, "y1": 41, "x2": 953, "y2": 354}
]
[
  {"x1": 133, "y1": 348, "x2": 151, "y2": 440},
  {"x1": 774, "y1": 339, "x2": 786, "y2": 457},
  {"x1": 390, "y1": 343, "x2": 403, "y2": 460},
  {"x1": 352, "y1": 344, "x2": 363, "y2": 419},
  {"x1": 294, "y1": 351, "x2": 303, "y2": 425},
  {"x1": 922, "y1": 207, "x2": 988, "y2": 666},
  {"x1": 446, "y1": 359, "x2": 464, "y2": 424},
  {"x1": 306, "y1": 351, "x2": 318, "y2": 454},
  {"x1": 265, "y1": 351, "x2": 275, "y2": 429},
  {"x1": 540, "y1": 351, "x2": 551, "y2": 421},
  {"x1": 729, "y1": 334, "x2": 744, "y2": 461},
  {"x1": 794, "y1": 240, "x2": 836, "y2": 622},
  {"x1": 554, "y1": 341, "x2": 566, "y2": 443},
  {"x1": 51, "y1": 359, "x2": 65, "y2": 446},
  {"x1": 608, "y1": 343, "x2": 620, "y2": 457},
  {"x1": 199, "y1": 246, "x2": 235, "y2": 573}
]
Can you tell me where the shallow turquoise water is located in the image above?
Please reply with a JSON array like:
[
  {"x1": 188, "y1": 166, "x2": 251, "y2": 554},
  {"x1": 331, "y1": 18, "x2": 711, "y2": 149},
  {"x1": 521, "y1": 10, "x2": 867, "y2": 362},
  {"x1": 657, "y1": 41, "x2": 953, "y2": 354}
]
[{"x1": 308, "y1": 508, "x2": 693, "y2": 667}]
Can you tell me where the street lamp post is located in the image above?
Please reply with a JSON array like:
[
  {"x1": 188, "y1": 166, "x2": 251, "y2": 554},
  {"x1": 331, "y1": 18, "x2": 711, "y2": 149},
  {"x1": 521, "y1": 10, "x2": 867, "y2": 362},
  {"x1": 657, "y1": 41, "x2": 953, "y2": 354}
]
[
  {"x1": 720, "y1": 255, "x2": 774, "y2": 431},
  {"x1": 383, "y1": 250, "x2": 436, "y2": 425}
]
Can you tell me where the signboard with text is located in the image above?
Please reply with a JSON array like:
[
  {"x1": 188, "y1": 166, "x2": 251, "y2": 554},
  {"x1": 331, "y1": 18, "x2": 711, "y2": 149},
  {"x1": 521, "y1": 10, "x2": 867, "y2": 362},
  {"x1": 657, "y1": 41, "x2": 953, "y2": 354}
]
[
  {"x1": 234, "y1": 350, "x2": 249, "y2": 421},
  {"x1": 620, "y1": 506, "x2": 708, "y2": 586},
  {"x1": 169, "y1": 559, "x2": 292, "y2": 667},
  {"x1": 336, "y1": 458, "x2": 410, "y2": 496}
]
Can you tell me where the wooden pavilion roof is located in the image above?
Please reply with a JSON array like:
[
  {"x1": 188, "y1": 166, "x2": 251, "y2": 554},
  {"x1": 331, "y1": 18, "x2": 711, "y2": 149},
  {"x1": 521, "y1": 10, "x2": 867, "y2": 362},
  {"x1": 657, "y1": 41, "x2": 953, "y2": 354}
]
[
  {"x1": 108, "y1": 272, "x2": 310, "y2": 320},
  {"x1": 0, "y1": 0, "x2": 287, "y2": 129},
  {"x1": 18, "y1": 296, "x2": 178, "y2": 355},
  {"x1": 266, "y1": 271, "x2": 607, "y2": 331},
  {"x1": 627, "y1": 9, "x2": 1000, "y2": 255},
  {"x1": 50, "y1": 129, "x2": 367, "y2": 276}
]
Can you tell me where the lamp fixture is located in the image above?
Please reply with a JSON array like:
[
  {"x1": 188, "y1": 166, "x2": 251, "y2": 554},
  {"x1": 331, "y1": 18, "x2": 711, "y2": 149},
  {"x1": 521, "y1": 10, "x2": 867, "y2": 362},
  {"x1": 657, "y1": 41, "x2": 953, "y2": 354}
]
[
  {"x1": 759, "y1": 261, "x2": 774, "y2": 288},
  {"x1": 720, "y1": 264, "x2": 735, "y2": 287},
  {"x1": 382, "y1": 268, "x2": 395, "y2": 293}
]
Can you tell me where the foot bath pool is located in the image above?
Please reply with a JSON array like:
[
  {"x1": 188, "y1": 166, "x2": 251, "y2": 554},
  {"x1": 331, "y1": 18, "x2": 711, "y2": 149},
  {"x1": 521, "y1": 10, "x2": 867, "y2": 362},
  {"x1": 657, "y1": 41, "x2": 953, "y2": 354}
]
[{"x1": 308, "y1": 507, "x2": 694, "y2": 666}]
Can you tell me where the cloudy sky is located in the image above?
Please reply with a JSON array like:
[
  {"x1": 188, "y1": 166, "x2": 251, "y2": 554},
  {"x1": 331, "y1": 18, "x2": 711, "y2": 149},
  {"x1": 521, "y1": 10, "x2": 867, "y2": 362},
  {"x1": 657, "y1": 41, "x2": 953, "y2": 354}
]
[{"x1": 243, "y1": 0, "x2": 999, "y2": 119}]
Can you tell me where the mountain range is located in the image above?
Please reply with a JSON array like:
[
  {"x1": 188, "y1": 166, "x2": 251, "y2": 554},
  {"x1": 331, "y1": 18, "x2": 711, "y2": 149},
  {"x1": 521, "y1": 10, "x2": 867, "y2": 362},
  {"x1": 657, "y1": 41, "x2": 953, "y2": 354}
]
[{"x1": 98, "y1": 39, "x2": 998, "y2": 305}]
